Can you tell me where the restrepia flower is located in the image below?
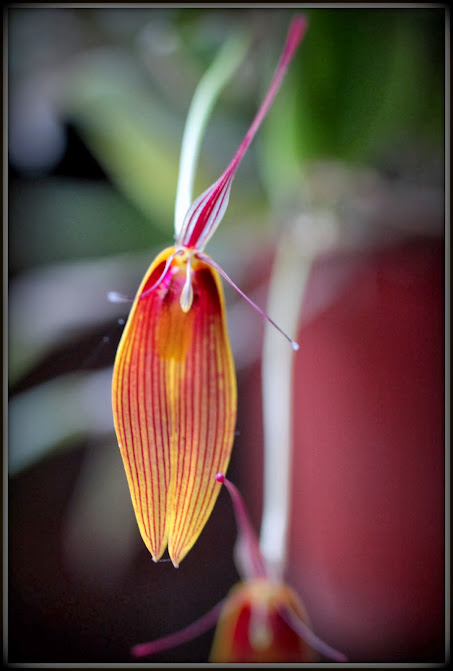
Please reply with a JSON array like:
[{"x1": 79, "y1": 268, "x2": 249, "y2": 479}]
[
  {"x1": 112, "y1": 16, "x2": 306, "y2": 567},
  {"x1": 132, "y1": 474, "x2": 347, "y2": 662}
]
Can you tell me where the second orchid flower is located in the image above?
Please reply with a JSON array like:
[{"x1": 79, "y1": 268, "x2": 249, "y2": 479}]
[{"x1": 132, "y1": 473, "x2": 347, "y2": 663}]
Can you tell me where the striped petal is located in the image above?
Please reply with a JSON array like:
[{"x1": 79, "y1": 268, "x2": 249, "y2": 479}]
[{"x1": 112, "y1": 246, "x2": 237, "y2": 566}]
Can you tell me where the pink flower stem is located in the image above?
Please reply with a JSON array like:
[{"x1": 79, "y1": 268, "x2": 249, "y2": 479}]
[{"x1": 216, "y1": 473, "x2": 267, "y2": 579}]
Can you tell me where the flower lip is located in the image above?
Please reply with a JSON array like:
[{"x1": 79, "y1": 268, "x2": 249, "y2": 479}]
[{"x1": 112, "y1": 247, "x2": 237, "y2": 567}]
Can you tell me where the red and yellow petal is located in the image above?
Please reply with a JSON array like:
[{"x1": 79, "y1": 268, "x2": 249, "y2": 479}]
[
  {"x1": 112, "y1": 246, "x2": 237, "y2": 565},
  {"x1": 209, "y1": 579, "x2": 318, "y2": 663}
]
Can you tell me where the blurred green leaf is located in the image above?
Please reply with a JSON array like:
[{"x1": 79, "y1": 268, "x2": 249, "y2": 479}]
[
  {"x1": 9, "y1": 179, "x2": 168, "y2": 272},
  {"x1": 258, "y1": 9, "x2": 444, "y2": 206},
  {"x1": 8, "y1": 251, "x2": 153, "y2": 383},
  {"x1": 276, "y1": 10, "x2": 443, "y2": 164},
  {"x1": 9, "y1": 369, "x2": 113, "y2": 475},
  {"x1": 62, "y1": 49, "x2": 183, "y2": 230},
  {"x1": 258, "y1": 72, "x2": 303, "y2": 207}
]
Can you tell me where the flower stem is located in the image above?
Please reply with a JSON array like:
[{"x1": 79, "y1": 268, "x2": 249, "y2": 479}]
[{"x1": 259, "y1": 227, "x2": 313, "y2": 577}]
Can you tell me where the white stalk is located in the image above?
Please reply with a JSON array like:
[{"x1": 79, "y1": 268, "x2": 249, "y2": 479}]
[
  {"x1": 174, "y1": 31, "x2": 249, "y2": 237},
  {"x1": 259, "y1": 224, "x2": 313, "y2": 579}
]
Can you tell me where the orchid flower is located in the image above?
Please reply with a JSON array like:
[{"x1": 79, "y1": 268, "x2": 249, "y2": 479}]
[
  {"x1": 112, "y1": 17, "x2": 307, "y2": 567},
  {"x1": 132, "y1": 473, "x2": 347, "y2": 663}
]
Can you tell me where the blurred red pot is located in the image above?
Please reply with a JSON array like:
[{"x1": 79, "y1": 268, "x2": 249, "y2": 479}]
[
  {"x1": 290, "y1": 237, "x2": 444, "y2": 662},
  {"x1": 238, "y1": 235, "x2": 444, "y2": 662}
]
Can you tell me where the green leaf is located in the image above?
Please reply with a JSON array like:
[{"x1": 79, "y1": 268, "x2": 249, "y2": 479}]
[{"x1": 9, "y1": 179, "x2": 167, "y2": 272}]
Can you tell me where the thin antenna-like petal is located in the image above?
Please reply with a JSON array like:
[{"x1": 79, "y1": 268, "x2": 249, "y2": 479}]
[
  {"x1": 177, "y1": 15, "x2": 308, "y2": 251},
  {"x1": 197, "y1": 252, "x2": 299, "y2": 350}
]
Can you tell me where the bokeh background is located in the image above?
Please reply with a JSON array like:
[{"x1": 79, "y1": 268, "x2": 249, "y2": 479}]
[{"x1": 7, "y1": 6, "x2": 446, "y2": 663}]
